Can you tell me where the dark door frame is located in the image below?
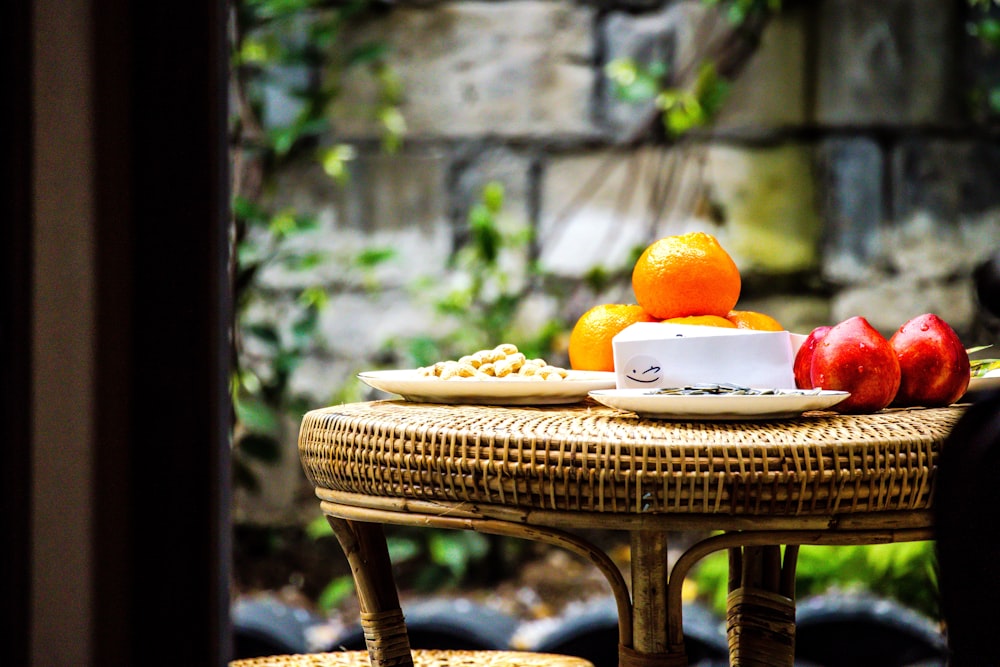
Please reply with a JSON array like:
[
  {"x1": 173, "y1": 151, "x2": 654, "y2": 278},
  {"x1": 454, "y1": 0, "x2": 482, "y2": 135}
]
[{"x1": 3, "y1": 1, "x2": 233, "y2": 664}]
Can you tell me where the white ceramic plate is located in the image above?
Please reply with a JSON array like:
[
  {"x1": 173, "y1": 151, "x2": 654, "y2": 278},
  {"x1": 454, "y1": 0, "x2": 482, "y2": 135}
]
[
  {"x1": 358, "y1": 369, "x2": 617, "y2": 405},
  {"x1": 588, "y1": 388, "x2": 850, "y2": 421},
  {"x1": 965, "y1": 375, "x2": 1000, "y2": 397}
]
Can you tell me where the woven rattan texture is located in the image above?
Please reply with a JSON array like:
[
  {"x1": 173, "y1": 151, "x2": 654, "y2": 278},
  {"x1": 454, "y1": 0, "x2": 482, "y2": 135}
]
[
  {"x1": 299, "y1": 402, "x2": 963, "y2": 516},
  {"x1": 230, "y1": 651, "x2": 594, "y2": 667}
]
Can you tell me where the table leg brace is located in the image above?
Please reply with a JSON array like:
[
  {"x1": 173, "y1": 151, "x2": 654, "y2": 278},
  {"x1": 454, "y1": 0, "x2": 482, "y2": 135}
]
[{"x1": 726, "y1": 545, "x2": 796, "y2": 667}]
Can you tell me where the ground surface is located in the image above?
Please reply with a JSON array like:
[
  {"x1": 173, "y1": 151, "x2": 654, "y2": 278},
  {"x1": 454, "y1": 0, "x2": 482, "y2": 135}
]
[{"x1": 233, "y1": 522, "x2": 638, "y2": 652}]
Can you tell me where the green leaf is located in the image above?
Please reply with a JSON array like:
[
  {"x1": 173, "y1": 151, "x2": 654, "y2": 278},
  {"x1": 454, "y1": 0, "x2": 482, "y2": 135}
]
[
  {"x1": 989, "y1": 86, "x2": 1000, "y2": 114},
  {"x1": 291, "y1": 307, "x2": 319, "y2": 342},
  {"x1": 234, "y1": 395, "x2": 281, "y2": 434},
  {"x1": 236, "y1": 432, "x2": 282, "y2": 463},
  {"x1": 355, "y1": 247, "x2": 397, "y2": 268},
  {"x1": 298, "y1": 286, "x2": 329, "y2": 310},
  {"x1": 378, "y1": 107, "x2": 407, "y2": 148},
  {"x1": 233, "y1": 195, "x2": 268, "y2": 225},
  {"x1": 347, "y1": 42, "x2": 390, "y2": 66},
  {"x1": 386, "y1": 535, "x2": 422, "y2": 563},
  {"x1": 245, "y1": 323, "x2": 281, "y2": 348},
  {"x1": 605, "y1": 58, "x2": 668, "y2": 104},
  {"x1": 971, "y1": 359, "x2": 1000, "y2": 377},
  {"x1": 469, "y1": 205, "x2": 501, "y2": 263},
  {"x1": 305, "y1": 514, "x2": 334, "y2": 539},
  {"x1": 482, "y1": 182, "x2": 505, "y2": 214},
  {"x1": 583, "y1": 265, "x2": 612, "y2": 293},
  {"x1": 268, "y1": 125, "x2": 300, "y2": 156},
  {"x1": 269, "y1": 209, "x2": 299, "y2": 236},
  {"x1": 317, "y1": 575, "x2": 356, "y2": 613},
  {"x1": 319, "y1": 143, "x2": 356, "y2": 184},
  {"x1": 239, "y1": 37, "x2": 275, "y2": 65},
  {"x1": 428, "y1": 532, "x2": 489, "y2": 580},
  {"x1": 281, "y1": 251, "x2": 325, "y2": 271},
  {"x1": 407, "y1": 336, "x2": 443, "y2": 368}
]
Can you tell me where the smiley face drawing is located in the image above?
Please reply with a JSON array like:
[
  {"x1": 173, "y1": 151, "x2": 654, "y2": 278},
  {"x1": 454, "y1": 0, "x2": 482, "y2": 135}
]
[{"x1": 623, "y1": 354, "x2": 664, "y2": 387}]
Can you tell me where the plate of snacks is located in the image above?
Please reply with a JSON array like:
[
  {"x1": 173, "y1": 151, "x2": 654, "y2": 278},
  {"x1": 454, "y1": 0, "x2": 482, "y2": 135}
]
[
  {"x1": 588, "y1": 384, "x2": 850, "y2": 420},
  {"x1": 358, "y1": 344, "x2": 616, "y2": 405}
]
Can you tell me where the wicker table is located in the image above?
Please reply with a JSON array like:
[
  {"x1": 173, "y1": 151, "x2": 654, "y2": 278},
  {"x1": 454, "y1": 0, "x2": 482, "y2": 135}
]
[{"x1": 298, "y1": 401, "x2": 963, "y2": 667}]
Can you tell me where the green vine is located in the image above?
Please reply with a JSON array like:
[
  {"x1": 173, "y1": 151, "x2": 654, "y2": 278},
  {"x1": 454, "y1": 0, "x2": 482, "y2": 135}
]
[
  {"x1": 385, "y1": 181, "x2": 567, "y2": 370},
  {"x1": 230, "y1": 0, "x2": 404, "y2": 491},
  {"x1": 605, "y1": 0, "x2": 782, "y2": 138}
]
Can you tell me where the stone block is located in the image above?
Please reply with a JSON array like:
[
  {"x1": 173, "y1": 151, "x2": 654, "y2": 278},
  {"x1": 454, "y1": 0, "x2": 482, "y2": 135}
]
[
  {"x1": 602, "y1": 2, "x2": 807, "y2": 139},
  {"x1": 330, "y1": 2, "x2": 597, "y2": 139},
  {"x1": 816, "y1": 137, "x2": 885, "y2": 284},
  {"x1": 815, "y1": 0, "x2": 960, "y2": 126},
  {"x1": 892, "y1": 139, "x2": 1000, "y2": 221},
  {"x1": 728, "y1": 294, "x2": 832, "y2": 338},
  {"x1": 883, "y1": 211, "x2": 1000, "y2": 280},
  {"x1": 314, "y1": 290, "x2": 446, "y2": 367},
  {"x1": 259, "y1": 150, "x2": 452, "y2": 291},
  {"x1": 601, "y1": 2, "x2": 711, "y2": 140},
  {"x1": 702, "y1": 142, "x2": 822, "y2": 274},
  {"x1": 537, "y1": 146, "x2": 707, "y2": 278},
  {"x1": 832, "y1": 276, "x2": 978, "y2": 340},
  {"x1": 450, "y1": 144, "x2": 533, "y2": 231},
  {"x1": 713, "y1": 7, "x2": 809, "y2": 131}
]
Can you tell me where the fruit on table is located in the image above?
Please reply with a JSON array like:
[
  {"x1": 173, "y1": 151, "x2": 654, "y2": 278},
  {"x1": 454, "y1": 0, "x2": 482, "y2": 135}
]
[
  {"x1": 793, "y1": 325, "x2": 831, "y2": 389},
  {"x1": 568, "y1": 303, "x2": 656, "y2": 372},
  {"x1": 889, "y1": 313, "x2": 971, "y2": 407},
  {"x1": 725, "y1": 309, "x2": 785, "y2": 331},
  {"x1": 810, "y1": 316, "x2": 901, "y2": 414},
  {"x1": 663, "y1": 314, "x2": 737, "y2": 328},
  {"x1": 631, "y1": 232, "x2": 741, "y2": 320}
]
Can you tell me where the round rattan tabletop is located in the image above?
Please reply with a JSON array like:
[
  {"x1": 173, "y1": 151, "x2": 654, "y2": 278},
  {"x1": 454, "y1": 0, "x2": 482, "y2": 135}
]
[{"x1": 299, "y1": 400, "x2": 963, "y2": 525}]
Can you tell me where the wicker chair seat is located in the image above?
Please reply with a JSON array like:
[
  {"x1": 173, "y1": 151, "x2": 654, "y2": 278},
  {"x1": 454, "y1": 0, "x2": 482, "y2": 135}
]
[{"x1": 230, "y1": 650, "x2": 594, "y2": 667}]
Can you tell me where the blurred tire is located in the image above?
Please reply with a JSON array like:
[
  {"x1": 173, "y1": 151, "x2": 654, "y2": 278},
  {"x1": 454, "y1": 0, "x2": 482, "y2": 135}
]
[{"x1": 794, "y1": 592, "x2": 946, "y2": 667}]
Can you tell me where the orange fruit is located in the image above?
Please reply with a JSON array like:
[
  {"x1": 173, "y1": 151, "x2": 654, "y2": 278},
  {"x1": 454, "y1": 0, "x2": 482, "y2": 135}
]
[
  {"x1": 631, "y1": 232, "x2": 741, "y2": 320},
  {"x1": 725, "y1": 310, "x2": 784, "y2": 331},
  {"x1": 664, "y1": 315, "x2": 737, "y2": 328},
  {"x1": 568, "y1": 304, "x2": 656, "y2": 371}
]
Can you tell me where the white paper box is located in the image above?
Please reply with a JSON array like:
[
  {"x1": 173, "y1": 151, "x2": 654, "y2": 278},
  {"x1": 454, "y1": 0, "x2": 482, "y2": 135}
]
[{"x1": 611, "y1": 322, "x2": 805, "y2": 390}]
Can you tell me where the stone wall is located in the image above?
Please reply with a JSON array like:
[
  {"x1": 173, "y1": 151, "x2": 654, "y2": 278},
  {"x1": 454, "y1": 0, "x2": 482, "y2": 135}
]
[{"x1": 241, "y1": 0, "x2": 1000, "y2": 521}]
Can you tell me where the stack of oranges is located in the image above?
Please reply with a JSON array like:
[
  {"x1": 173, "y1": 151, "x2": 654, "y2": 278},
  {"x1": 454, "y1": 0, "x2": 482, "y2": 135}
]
[{"x1": 567, "y1": 232, "x2": 784, "y2": 372}]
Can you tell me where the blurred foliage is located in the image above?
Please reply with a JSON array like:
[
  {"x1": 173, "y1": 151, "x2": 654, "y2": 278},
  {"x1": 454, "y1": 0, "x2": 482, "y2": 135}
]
[
  {"x1": 306, "y1": 515, "x2": 509, "y2": 613},
  {"x1": 382, "y1": 181, "x2": 568, "y2": 369},
  {"x1": 229, "y1": 0, "x2": 403, "y2": 492},
  {"x1": 604, "y1": 0, "x2": 781, "y2": 138},
  {"x1": 968, "y1": 0, "x2": 1000, "y2": 118},
  {"x1": 691, "y1": 541, "x2": 940, "y2": 620}
]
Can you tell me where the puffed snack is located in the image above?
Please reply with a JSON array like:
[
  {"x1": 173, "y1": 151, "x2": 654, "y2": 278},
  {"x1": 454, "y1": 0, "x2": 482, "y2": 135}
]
[{"x1": 417, "y1": 344, "x2": 569, "y2": 381}]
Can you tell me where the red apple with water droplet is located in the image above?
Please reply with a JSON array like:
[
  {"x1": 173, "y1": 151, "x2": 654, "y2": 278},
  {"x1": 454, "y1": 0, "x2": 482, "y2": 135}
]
[
  {"x1": 794, "y1": 325, "x2": 831, "y2": 389},
  {"x1": 810, "y1": 316, "x2": 901, "y2": 414},
  {"x1": 889, "y1": 313, "x2": 970, "y2": 407}
]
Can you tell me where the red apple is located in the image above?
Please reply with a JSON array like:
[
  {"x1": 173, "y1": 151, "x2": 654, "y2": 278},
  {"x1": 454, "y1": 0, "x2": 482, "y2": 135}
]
[
  {"x1": 794, "y1": 325, "x2": 831, "y2": 389},
  {"x1": 889, "y1": 313, "x2": 970, "y2": 407},
  {"x1": 811, "y1": 316, "x2": 901, "y2": 414}
]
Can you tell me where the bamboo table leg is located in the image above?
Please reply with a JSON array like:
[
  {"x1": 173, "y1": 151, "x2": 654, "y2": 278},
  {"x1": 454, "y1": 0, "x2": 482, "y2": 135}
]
[
  {"x1": 327, "y1": 517, "x2": 415, "y2": 667},
  {"x1": 623, "y1": 531, "x2": 688, "y2": 667},
  {"x1": 726, "y1": 545, "x2": 798, "y2": 667}
]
